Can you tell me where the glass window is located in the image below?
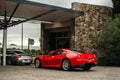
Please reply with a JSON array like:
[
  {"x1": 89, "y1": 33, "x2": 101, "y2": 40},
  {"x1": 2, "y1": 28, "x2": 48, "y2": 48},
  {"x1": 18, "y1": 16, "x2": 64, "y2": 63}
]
[
  {"x1": 70, "y1": 50, "x2": 81, "y2": 54},
  {"x1": 52, "y1": 50, "x2": 66, "y2": 55},
  {"x1": 6, "y1": 51, "x2": 14, "y2": 55},
  {"x1": 14, "y1": 51, "x2": 25, "y2": 54}
]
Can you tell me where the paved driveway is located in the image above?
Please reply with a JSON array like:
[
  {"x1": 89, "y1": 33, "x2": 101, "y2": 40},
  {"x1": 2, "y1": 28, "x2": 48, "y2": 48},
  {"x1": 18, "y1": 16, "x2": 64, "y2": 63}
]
[{"x1": 0, "y1": 65, "x2": 120, "y2": 80}]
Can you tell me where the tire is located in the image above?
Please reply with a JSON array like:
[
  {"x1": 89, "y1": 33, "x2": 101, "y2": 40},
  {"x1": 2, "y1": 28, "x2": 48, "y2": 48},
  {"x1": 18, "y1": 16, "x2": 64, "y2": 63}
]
[
  {"x1": 83, "y1": 65, "x2": 91, "y2": 71},
  {"x1": 34, "y1": 59, "x2": 41, "y2": 68},
  {"x1": 62, "y1": 59, "x2": 71, "y2": 71},
  {"x1": 25, "y1": 63, "x2": 31, "y2": 65}
]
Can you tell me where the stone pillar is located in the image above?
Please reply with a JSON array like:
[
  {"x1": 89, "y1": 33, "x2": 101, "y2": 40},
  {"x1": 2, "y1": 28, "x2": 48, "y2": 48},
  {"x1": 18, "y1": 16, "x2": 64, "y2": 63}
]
[
  {"x1": 72, "y1": 3, "x2": 112, "y2": 53},
  {"x1": 40, "y1": 23, "x2": 45, "y2": 53},
  {"x1": 41, "y1": 23, "x2": 50, "y2": 53}
]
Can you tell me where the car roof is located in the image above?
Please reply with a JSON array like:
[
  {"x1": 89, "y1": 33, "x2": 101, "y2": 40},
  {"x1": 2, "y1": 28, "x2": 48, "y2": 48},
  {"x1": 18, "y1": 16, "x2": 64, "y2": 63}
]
[{"x1": 7, "y1": 50, "x2": 24, "y2": 52}]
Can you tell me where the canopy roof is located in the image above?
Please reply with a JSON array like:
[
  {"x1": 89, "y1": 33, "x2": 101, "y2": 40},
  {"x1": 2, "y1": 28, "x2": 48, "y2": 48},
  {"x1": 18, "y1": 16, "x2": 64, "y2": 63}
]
[{"x1": 0, "y1": 0, "x2": 83, "y2": 29}]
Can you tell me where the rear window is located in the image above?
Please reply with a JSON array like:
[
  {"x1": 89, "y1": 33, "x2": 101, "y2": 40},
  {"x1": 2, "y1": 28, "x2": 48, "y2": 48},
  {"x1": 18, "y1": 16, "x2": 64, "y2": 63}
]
[
  {"x1": 14, "y1": 51, "x2": 25, "y2": 54},
  {"x1": 70, "y1": 50, "x2": 81, "y2": 54}
]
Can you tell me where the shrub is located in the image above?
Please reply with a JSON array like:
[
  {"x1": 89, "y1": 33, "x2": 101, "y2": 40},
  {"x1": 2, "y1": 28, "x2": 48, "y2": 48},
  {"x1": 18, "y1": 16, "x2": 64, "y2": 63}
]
[{"x1": 98, "y1": 14, "x2": 120, "y2": 66}]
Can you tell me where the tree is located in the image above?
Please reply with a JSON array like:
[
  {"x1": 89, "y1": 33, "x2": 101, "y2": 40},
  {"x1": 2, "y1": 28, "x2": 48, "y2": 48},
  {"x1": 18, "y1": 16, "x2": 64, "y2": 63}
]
[
  {"x1": 10, "y1": 43, "x2": 17, "y2": 46},
  {"x1": 98, "y1": 15, "x2": 120, "y2": 66},
  {"x1": 112, "y1": 0, "x2": 120, "y2": 15}
]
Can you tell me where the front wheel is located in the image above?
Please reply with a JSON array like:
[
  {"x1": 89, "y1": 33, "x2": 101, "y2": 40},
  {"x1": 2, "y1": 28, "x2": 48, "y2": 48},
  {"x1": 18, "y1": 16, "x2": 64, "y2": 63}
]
[
  {"x1": 62, "y1": 59, "x2": 71, "y2": 71},
  {"x1": 25, "y1": 63, "x2": 31, "y2": 65},
  {"x1": 34, "y1": 59, "x2": 41, "y2": 68}
]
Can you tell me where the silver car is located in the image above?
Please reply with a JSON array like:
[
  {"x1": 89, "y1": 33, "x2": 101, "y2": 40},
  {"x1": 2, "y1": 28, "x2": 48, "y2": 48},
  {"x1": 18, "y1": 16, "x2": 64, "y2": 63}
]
[{"x1": 5, "y1": 50, "x2": 32, "y2": 65}]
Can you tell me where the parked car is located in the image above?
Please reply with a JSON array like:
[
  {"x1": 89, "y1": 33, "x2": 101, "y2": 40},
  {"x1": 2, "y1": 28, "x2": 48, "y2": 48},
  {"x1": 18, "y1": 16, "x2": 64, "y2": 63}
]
[
  {"x1": 34, "y1": 49, "x2": 97, "y2": 71},
  {"x1": 2, "y1": 50, "x2": 32, "y2": 65}
]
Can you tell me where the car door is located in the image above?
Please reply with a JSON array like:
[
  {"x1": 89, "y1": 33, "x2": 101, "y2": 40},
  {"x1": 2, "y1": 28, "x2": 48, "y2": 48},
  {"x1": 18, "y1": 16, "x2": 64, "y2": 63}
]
[
  {"x1": 51, "y1": 50, "x2": 64, "y2": 67},
  {"x1": 41, "y1": 54, "x2": 53, "y2": 66},
  {"x1": 6, "y1": 51, "x2": 15, "y2": 64},
  {"x1": 6, "y1": 51, "x2": 13, "y2": 60}
]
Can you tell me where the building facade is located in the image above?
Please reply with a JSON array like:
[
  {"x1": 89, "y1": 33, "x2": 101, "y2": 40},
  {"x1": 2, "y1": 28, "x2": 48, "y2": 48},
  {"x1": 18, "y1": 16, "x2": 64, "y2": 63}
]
[{"x1": 40, "y1": 3, "x2": 112, "y2": 53}]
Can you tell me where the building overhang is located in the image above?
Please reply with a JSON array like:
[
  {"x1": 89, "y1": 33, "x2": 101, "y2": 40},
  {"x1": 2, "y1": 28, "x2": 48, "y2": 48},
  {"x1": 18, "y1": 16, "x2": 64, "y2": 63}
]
[{"x1": 0, "y1": 0, "x2": 84, "y2": 29}]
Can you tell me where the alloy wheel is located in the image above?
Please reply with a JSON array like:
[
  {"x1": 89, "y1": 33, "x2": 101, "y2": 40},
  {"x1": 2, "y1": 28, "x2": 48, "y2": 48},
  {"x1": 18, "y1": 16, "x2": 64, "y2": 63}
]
[
  {"x1": 35, "y1": 59, "x2": 41, "y2": 68},
  {"x1": 62, "y1": 59, "x2": 71, "y2": 71}
]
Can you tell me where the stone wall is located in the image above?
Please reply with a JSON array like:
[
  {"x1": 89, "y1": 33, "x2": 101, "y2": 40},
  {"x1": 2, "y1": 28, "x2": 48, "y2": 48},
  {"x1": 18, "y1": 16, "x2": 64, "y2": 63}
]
[{"x1": 72, "y1": 3, "x2": 112, "y2": 53}]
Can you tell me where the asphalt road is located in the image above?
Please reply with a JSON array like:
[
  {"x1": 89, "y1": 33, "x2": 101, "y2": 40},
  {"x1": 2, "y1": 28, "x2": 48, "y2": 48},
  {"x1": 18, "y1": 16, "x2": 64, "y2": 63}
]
[{"x1": 0, "y1": 64, "x2": 120, "y2": 80}]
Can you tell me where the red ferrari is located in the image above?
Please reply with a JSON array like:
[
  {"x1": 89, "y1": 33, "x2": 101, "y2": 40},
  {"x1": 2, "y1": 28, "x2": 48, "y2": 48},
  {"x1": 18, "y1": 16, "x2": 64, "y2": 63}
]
[{"x1": 34, "y1": 49, "x2": 97, "y2": 71}]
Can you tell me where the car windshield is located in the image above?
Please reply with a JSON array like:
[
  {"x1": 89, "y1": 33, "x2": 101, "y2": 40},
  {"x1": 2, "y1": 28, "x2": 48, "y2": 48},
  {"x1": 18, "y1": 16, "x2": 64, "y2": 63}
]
[{"x1": 69, "y1": 50, "x2": 81, "y2": 54}]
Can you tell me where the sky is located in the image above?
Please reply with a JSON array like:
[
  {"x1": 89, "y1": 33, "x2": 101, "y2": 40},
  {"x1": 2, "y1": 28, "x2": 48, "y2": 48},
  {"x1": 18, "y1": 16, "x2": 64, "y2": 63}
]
[
  {"x1": 0, "y1": 0, "x2": 113, "y2": 47},
  {"x1": 0, "y1": 22, "x2": 41, "y2": 47},
  {"x1": 28, "y1": 0, "x2": 113, "y2": 8}
]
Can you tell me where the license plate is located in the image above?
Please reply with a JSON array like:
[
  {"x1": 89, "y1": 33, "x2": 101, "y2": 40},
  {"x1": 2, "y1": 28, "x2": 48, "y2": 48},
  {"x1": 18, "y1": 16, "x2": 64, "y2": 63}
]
[{"x1": 22, "y1": 60, "x2": 30, "y2": 63}]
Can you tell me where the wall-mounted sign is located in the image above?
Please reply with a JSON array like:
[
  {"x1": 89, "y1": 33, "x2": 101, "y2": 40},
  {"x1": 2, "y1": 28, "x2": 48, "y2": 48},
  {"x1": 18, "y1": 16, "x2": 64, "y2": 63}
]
[{"x1": 28, "y1": 38, "x2": 34, "y2": 45}]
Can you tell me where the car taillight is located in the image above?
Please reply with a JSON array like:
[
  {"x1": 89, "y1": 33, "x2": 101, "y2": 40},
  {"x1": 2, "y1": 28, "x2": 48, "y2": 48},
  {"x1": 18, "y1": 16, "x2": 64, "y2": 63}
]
[
  {"x1": 29, "y1": 56, "x2": 32, "y2": 58},
  {"x1": 93, "y1": 54, "x2": 96, "y2": 58},
  {"x1": 16, "y1": 56, "x2": 21, "y2": 58}
]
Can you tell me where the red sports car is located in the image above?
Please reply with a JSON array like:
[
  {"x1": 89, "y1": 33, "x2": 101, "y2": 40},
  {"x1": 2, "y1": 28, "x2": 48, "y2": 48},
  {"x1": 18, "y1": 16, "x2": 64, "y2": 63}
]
[{"x1": 34, "y1": 49, "x2": 97, "y2": 71}]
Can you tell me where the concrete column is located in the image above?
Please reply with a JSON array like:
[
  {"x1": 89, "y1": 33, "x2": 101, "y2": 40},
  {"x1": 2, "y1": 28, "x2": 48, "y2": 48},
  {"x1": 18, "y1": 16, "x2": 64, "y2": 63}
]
[{"x1": 2, "y1": 29, "x2": 7, "y2": 66}]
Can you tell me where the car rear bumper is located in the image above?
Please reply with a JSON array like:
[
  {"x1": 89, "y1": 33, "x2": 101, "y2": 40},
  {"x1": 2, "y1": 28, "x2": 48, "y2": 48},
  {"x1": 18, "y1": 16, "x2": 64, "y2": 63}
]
[
  {"x1": 71, "y1": 58, "x2": 97, "y2": 68},
  {"x1": 73, "y1": 63, "x2": 96, "y2": 68},
  {"x1": 17, "y1": 59, "x2": 32, "y2": 64}
]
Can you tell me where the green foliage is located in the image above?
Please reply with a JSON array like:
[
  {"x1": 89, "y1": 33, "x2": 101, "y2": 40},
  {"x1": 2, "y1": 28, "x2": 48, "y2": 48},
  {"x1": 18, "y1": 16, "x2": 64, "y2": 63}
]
[
  {"x1": 98, "y1": 15, "x2": 120, "y2": 66},
  {"x1": 112, "y1": 0, "x2": 120, "y2": 14},
  {"x1": 23, "y1": 49, "x2": 40, "y2": 56}
]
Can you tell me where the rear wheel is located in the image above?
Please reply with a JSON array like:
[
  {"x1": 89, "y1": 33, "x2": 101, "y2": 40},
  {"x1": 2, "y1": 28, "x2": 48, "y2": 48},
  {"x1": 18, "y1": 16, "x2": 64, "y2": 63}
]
[
  {"x1": 34, "y1": 59, "x2": 41, "y2": 68},
  {"x1": 62, "y1": 59, "x2": 71, "y2": 71},
  {"x1": 83, "y1": 65, "x2": 91, "y2": 71}
]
